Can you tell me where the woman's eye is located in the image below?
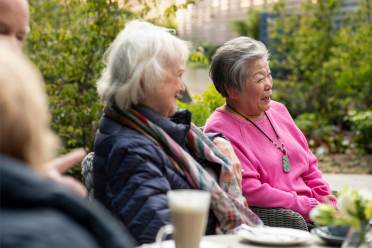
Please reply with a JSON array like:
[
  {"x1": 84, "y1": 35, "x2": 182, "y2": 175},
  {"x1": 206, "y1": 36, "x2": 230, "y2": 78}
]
[
  {"x1": 0, "y1": 27, "x2": 8, "y2": 35},
  {"x1": 17, "y1": 36, "x2": 25, "y2": 42}
]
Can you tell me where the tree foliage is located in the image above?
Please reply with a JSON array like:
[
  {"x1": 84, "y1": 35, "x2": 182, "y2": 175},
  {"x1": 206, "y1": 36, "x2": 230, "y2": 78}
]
[
  {"x1": 27, "y1": 0, "x2": 123, "y2": 152},
  {"x1": 26, "y1": 0, "x2": 194, "y2": 154},
  {"x1": 26, "y1": 0, "x2": 196, "y2": 179},
  {"x1": 178, "y1": 85, "x2": 224, "y2": 127},
  {"x1": 231, "y1": 0, "x2": 372, "y2": 153},
  {"x1": 269, "y1": 0, "x2": 342, "y2": 116},
  {"x1": 231, "y1": 9, "x2": 261, "y2": 40},
  {"x1": 271, "y1": 0, "x2": 371, "y2": 113}
]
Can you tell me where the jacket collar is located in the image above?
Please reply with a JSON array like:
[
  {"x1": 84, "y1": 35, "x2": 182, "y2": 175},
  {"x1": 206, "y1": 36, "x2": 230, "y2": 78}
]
[{"x1": 134, "y1": 105, "x2": 191, "y2": 148}]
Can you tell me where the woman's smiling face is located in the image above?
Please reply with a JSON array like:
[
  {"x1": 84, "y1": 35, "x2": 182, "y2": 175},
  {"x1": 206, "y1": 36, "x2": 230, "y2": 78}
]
[
  {"x1": 231, "y1": 58, "x2": 273, "y2": 118},
  {"x1": 143, "y1": 59, "x2": 185, "y2": 117}
]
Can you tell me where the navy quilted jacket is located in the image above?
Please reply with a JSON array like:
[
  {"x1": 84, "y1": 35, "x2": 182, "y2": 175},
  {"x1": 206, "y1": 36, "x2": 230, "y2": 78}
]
[{"x1": 93, "y1": 106, "x2": 217, "y2": 245}]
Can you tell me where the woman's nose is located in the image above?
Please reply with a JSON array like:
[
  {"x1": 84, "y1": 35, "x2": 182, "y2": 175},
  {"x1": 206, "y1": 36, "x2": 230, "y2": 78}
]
[
  {"x1": 180, "y1": 81, "x2": 186, "y2": 91},
  {"x1": 264, "y1": 78, "x2": 273, "y2": 91}
]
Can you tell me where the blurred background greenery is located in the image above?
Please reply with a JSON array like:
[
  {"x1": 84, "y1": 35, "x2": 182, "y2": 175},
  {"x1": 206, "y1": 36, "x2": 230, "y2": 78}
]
[{"x1": 26, "y1": 0, "x2": 371, "y2": 178}]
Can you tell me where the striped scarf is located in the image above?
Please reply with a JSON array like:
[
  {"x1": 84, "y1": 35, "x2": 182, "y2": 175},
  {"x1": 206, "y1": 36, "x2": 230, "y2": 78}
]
[{"x1": 105, "y1": 107, "x2": 262, "y2": 233}]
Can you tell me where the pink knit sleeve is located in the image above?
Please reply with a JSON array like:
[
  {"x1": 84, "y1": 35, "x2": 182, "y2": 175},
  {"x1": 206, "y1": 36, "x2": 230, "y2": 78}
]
[
  {"x1": 302, "y1": 146, "x2": 337, "y2": 207},
  {"x1": 277, "y1": 103, "x2": 337, "y2": 208},
  {"x1": 235, "y1": 148, "x2": 320, "y2": 221}
]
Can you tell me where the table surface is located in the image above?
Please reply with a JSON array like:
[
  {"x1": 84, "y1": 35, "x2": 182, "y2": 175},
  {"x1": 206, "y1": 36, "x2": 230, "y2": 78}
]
[{"x1": 140, "y1": 234, "x2": 334, "y2": 248}]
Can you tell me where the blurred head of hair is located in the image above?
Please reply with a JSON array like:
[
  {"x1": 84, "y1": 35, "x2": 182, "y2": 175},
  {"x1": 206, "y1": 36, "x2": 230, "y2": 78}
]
[{"x1": 0, "y1": 41, "x2": 59, "y2": 172}]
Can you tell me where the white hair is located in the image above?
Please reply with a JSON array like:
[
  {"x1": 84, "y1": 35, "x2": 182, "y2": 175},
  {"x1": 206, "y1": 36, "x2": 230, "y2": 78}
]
[
  {"x1": 210, "y1": 37, "x2": 270, "y2": 97},
  {"x1": 97, "y1": 20, "x2": 189, "y2": 110}
]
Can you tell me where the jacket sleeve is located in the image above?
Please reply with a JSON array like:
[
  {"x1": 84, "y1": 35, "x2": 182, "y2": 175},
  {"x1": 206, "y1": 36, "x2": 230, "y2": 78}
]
[
  {"x1": 235, "y1": 147, "x2": 319, "y2": 222},
  {"x1": 107, "y1": 144, "x2": 171, "y2": 245}
]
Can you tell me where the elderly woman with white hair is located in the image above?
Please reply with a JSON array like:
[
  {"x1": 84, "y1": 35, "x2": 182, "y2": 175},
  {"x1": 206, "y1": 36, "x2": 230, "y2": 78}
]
[
  {"x1": 93, "y1": 21, "x2": 262, "y2": 245},
  {"x1": 204, "y1": 37, "x2": 337, "y2": 224}
]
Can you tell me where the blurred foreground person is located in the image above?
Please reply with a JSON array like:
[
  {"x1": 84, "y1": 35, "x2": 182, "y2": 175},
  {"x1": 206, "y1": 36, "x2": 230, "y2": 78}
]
[
  {"x1": 0, "y1": 42, "x2": 136, "y2": 248},
  {"x1": 93, "y1": 20, "x2": 262, "y2": 245},
  {"x1": 0, "y1": 0, "x2": 87, "y2": 196},
  {"x1": 205, "y1": 37, "x2": 336, "y2": 222}
]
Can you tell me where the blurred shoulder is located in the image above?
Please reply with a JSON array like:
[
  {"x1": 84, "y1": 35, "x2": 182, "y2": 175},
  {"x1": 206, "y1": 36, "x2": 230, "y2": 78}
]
[
  {"x1": 204, "y1": 107, "x2": 235, "y2": 132},
  {"x1": 270, "y1": 100, "x2": 288, "y2": 111},
  {"x1": 269, "y1": 100, "x2": 291, "y2": 117},
  {"x1": 1, "y1": 209, "x2": 99, "y2": 248}
]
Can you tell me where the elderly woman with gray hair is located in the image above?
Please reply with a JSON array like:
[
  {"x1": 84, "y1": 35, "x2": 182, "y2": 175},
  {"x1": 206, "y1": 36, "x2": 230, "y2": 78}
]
[
  {"x1": 92, "y1": 21, "x2": 261, "y2": 245},
  {"x1": 204, "y1": 37, "x2": 337, "y2": 224}
]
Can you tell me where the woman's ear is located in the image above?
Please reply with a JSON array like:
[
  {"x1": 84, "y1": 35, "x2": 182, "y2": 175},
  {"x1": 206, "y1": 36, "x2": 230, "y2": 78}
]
[{"x1": 225, "y1": 86, "x2": 240, "y2": 100}]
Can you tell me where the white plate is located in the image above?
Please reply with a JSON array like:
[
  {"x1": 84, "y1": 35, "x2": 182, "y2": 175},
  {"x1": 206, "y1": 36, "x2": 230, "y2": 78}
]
[
  {"x1": 139, "y1": 240, "x2": 224, "y2": 248},
  {"x1": 237, "y1": 225, "x2": 313, "y2": 246}
]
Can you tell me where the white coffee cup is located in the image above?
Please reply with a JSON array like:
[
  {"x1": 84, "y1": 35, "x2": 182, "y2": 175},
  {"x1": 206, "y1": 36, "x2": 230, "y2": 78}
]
[{"x1": 156, "y1": 190, "x2": 211, "y2": 248}]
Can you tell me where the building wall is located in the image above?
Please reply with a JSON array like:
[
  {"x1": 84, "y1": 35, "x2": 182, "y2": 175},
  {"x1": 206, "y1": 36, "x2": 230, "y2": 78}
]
[{"x1": 176, "y1": 0, "x2": 359, "y2": 45}]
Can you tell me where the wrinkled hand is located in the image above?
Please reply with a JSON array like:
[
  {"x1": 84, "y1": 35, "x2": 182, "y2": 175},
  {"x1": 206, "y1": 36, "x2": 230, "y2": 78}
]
[
  {"x1": 45, "y1": 148, "x2": 87, "y2": 197},
  {"x1": 213, "y1": 137, "x2": 243, "y2": 186}
]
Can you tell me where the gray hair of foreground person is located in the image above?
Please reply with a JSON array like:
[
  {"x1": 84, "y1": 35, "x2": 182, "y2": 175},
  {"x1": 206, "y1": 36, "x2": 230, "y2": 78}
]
[
  {"x1": 0, "y1": 41, "x2": 58, "y2": 171},
  {"x1": 97, "y1": 20, "x2": 189, "y2": 110},
  {"x1": 210, "y1": 36, "x2": 270, "y2": 97}
]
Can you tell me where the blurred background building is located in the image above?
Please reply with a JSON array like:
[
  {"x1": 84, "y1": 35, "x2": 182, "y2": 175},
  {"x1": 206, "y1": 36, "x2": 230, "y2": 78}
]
[{"x1": 176, "y1": 0, "x2": 359, "y2": 45}]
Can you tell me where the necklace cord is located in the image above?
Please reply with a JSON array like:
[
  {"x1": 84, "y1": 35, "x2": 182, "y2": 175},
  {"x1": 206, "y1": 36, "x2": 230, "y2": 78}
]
[{"x1": 225, "y1": 104, "x2": 287, "y2": 155}]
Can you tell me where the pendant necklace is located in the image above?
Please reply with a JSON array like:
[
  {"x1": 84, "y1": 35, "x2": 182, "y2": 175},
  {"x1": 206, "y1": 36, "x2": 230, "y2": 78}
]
[{"x1": 226, "y1": 104, "x2": 291, "y2": 173}]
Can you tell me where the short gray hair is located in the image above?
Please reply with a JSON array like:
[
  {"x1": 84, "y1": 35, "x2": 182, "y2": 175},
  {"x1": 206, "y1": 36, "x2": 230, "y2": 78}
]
[
  {"x1": 210, "y1": 37, "x2": 269, "y2": 97},
  {"x1": 97, "y1": 20, "x2": 189, "y2": 110}
]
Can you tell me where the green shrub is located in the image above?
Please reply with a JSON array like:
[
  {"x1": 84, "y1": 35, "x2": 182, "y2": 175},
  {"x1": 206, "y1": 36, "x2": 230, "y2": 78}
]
[
  {"x1": 295, "y1": 113, "x2": 332, "y2": 143},
  {"x1": 27, "y1": 0, "x2": 195, "y2": 180},
  {"x1": 178, "y1": 84, "x2": 224, "y2": 126},
  {"x1": 187, "y1": 44, "x2": 219, "y2": 69},
  {"x1": 264, "y1": 0, "x2": 372, "y2": 155},
  {"x1": 347, "y1": 110, "x2": 372, "y2": 153},
  {"x1": 295, "y1": 113, "x2": 351, "y2": 153}
]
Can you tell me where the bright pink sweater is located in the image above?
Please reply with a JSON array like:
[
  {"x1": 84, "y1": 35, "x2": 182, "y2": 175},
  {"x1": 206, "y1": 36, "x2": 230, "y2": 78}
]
[{"x1": 205, "y1": 101, "x2": 336, "y2": 221}]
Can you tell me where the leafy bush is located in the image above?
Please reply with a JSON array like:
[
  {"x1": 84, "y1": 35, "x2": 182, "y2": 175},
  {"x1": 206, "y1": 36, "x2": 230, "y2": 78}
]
[
  {"x1": 295, "y1": 113, "x2": 331, "y2": 146},
  {"x1": 178, "y1": 84, "x2": 224, "y2": 126},
  {"x1": 188, "y1": 47, "x2": 210, "y2": 69},
  {"x1": 230, "y1": 9, "x2": 261, "y2": 40},
  {"x1": 295, "y1": 113, "x2": 352, "y2": 154},
  {"x1": 295, "y1": 113, "x2": 331, "y2": 139},
  {"x1": 188, "y1": 44, "x2": 220, "y2": 69},
  {"x1": 263, "y1": 0, "x2": 372, "y2": 154},
  {"x1": 27, "y1": 0, "x2": 195, "y2": 179},
  {"x1": 347, "y1": 110, "x2": 372, "y2": 153},
  {"x1": 272, "y1": 79, "x2": 310, "y2": 118},
  {"x1": 27, "y1": 0, "x2": 194, "y2": 153}
]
